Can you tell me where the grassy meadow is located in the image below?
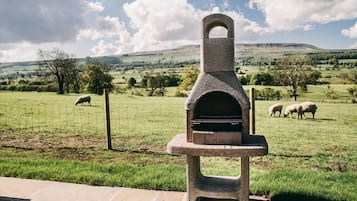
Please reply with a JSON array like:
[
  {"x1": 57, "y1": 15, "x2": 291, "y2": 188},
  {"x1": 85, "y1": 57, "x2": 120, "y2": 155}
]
[{"x1": 0, "y1": 91, "x2": 357, "y2": 201}]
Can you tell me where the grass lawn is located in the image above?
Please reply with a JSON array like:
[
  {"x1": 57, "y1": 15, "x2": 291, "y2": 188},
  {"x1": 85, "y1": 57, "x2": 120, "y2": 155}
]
[{"x1": 0, "y1": 91, "x2": 356, "y2": 200}]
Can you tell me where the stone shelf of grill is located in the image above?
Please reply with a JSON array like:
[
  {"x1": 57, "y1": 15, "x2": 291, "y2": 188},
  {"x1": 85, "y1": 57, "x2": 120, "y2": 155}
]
[{"x1": 167, "y1": 134, "x2": 268, "y2": 157}]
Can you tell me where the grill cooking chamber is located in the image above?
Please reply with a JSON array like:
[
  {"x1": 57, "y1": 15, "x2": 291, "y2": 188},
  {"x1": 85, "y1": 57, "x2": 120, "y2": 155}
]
[
  {"x1": 185, "y1": 14, "x2": 250, "y2": 145},
  {"x1": 192, "y1": 91, "x2": 242, "y2": 132}
]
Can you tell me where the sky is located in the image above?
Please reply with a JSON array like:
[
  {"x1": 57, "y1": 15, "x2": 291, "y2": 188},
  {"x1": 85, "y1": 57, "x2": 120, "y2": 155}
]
[{"x1": 1, "y1": 0, "x2": 357, "y2": 63}]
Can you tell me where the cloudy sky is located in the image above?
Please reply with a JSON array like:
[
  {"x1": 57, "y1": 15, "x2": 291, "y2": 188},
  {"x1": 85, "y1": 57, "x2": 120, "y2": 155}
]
[{"x1": 1, "y1": 0, "x2": 357, "y2": 62}]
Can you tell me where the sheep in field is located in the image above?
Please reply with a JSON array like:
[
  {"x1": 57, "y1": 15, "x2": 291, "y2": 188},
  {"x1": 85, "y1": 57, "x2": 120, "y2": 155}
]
[
  {"x1": 284, "y1": 104, "x2": 303, "y2": 119},
  {"x1": 300, "y1": 101, "x2": 318, "y2": 119},
  {"x1": 75, "y1": 95, "x2": 91, "y2": 106},
  {"x1": 268, "y1": 103, "x2": 283, "y2": 117}
]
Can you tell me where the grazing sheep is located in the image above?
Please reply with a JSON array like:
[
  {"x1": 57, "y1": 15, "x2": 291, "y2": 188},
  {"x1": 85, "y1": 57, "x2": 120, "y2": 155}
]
[
  {"x1": 300, "y1": 101, "x2": 318, "y2": 119},
  {"x1": 75, "y1": 95, "x2": 91, "y2": 106},
  {"x1": 284, "y1": 104, "x2": 303, "y2": 119},
  {"x1": 268, "y1": 103, "x2": 283, "y2": 117}
]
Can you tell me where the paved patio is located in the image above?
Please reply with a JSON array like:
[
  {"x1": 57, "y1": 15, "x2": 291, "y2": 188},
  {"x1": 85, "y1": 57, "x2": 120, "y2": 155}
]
[{"x1": 0, "y1": 177, "x2": 185, "y2": 201}]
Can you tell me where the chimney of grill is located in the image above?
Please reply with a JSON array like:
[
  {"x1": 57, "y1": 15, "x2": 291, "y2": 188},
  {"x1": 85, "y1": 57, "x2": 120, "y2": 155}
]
[{"x1": 201, "y1": 14, "x2": 234, "y2": 73}]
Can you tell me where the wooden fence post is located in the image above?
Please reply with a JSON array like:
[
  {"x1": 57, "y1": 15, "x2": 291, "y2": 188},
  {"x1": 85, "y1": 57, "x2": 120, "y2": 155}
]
[
  {"x1": 104, "y1": 89, "x2": 112, "y2": 150},
  {"x1": 249, "y1": 88, "x2": 255, "y2": 135}
]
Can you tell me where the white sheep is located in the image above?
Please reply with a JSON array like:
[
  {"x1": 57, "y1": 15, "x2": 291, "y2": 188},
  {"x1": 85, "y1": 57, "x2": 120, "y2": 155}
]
[
  {"x1": 75, "y1": 95, "x2": 91, "y2": 106},
  {"x1": 284, "y1": 104, "x2": 303, "y2": 119},
  {"x1": 268, "y1": 103, "x2": 283, "y2": 117},
  {"x1": 300, "y1": 101, "x2": 318, "y2": 119}
]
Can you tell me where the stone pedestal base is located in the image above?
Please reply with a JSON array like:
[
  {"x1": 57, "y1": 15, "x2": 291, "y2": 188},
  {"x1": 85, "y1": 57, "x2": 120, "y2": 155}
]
[
  {"x1": 186, "y1": 156, "x2": 249, "y2": 201},
  {"x1": 167, "y1": 134, "x2": 268, "y2": 201}
]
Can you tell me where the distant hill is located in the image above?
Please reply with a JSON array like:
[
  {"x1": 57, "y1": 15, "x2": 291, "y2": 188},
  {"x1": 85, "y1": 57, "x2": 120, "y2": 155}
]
[
  {"x1": 1, "y1": 43, "x2": 356, "y2": 77},
  {"x1": 112, "y1": 43, "x2": 322, "y2": 64}
]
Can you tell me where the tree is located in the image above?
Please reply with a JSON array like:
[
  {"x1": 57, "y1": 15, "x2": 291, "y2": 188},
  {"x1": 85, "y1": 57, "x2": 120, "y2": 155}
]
[
  {"x1": 177, "y1": 66, "x2": 199, "y2": 91},
  {"x1": 325, "y1": 85, "x2": 337, "y2": 99},
  {"x1": 128, "y1": 77, "x2": 137, "y2": 88},
  {"x1": 271, "y1": 56, "x2": 312, "y2": 101},
  {"x1": 145, "y1": 73, "x2": 168, "y2": 96},
  {"x1": 176, "y1": 65, "x2": 199, "y2": 96},
  {"x1": 306, "y1": 70, "x2": 322, "y2": 85},
  {"x1": 82, "y1": 62, "x2": 114, "y2": 95},
  {"x1": 347, "y1": 86, "x2": 357, "y2": 103},
  {"x1": 250, "y1": 72, "x2": 274, "y2": 85},
  {"x1": 37, "y1": 48, "x2": 79, "y2": 94},
  {"x1": 64, "y1": 62, "x2": 81, "y2": 93}
]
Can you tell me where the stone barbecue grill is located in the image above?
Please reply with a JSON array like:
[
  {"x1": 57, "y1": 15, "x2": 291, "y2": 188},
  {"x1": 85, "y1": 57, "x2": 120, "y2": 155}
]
[
  {"x1": 167, "y1": 14, "x2": 268, "y2": 201},
  {"x1": 185, "y1": 13, "x2": 250, "y2": 145}
]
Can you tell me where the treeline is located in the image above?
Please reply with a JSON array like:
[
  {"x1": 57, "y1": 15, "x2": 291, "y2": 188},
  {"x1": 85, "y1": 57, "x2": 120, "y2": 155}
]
[
  {"x1": 1, "y1": 49, "x2": 114, "y2": 95},
  {"x1": 111, "y1": 59, "x2": 199, "y2": 71},
  {"x1": 307, "y1": 51, "x2": 357, "y2": 61},
  {"x1": 125, "y1": 72, "x2": 181, "y2": 96},
  {"x1": 238, "y1": 70, "x2": 323, "y2": 86}
]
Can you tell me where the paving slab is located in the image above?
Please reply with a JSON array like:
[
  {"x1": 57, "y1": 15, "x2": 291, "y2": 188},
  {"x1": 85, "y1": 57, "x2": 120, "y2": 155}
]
[
  {"x1": 0, "y1": 177, "x2": 185, "y2": 201},
  {"x1": 0, "y1": 177, "x2": 268, "y2": 201}
]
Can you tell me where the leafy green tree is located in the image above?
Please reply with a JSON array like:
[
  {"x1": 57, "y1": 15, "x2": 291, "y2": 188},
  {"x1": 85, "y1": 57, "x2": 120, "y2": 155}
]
[
  {"x1": 146, "y1": 73, "x2": 168, "y2": 96},
  {"x1": 306, "y1": 70, "x2": 322, "y2": 85},
  {"x1": 82, "y1": 62, "x2": 114, "y2": 95},
  {"x1": 175, "y1": 65, "x2": 199, "y2": 96},
  {"x1": 128, "y1": 77, "x2": 137, "y2": 88},
  {"x1": 177, "y1": 66, "x2": 199, "y2": 90},
  {"x1": 238, "y1": 74, "x2": 251, "y2": 85},
  {"x1": 37, "y1": 48, "x2": 78, "y2": 94},
  {"x1": 250, "y1": 72, "x2": 274, "y2": 85},
  {"x1": 271, "y1": 56, "x2": 313, "y2": 101}
]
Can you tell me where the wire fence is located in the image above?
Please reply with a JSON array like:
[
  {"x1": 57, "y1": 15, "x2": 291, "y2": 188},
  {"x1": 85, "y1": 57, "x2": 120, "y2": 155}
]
[{"x1": 0, "y1": 97, "x2": 186, "y2": 150}]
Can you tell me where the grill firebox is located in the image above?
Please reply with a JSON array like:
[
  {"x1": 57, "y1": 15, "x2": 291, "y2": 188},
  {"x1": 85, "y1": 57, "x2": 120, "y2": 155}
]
[
  {"x1": 185, "y1": 14, "x2": 250, "y2": 145},
  {"x1": 192, "y1": 91, "x2": 242, "y2": 132}
]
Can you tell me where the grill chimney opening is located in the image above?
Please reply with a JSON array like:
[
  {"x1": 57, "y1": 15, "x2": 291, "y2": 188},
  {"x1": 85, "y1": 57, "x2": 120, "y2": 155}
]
[
  {"x1": 192, "y1": 91, "x2": 242, "y2": 132},
  {"x1": 208, "y1": 26, "x2": 228, "y2": 38}
]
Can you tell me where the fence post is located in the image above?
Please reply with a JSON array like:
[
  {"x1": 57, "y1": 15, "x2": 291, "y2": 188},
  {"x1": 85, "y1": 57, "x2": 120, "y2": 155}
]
[
  {"x1": 104, "y1": 89, "x2": 112, "y2": 150},
  {"x1": 249, "y1": 88, "x2": 255, "y2": 135}
]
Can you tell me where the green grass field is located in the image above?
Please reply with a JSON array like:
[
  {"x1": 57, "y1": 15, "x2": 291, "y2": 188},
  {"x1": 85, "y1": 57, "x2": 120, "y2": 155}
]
[{"x1": 0, "y1": 91, "x2": 356, "y2": 200}]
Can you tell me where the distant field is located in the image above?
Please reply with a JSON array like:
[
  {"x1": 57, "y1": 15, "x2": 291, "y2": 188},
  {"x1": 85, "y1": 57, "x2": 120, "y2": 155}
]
[{"x1": 0, "y1": 91, "x2": 356, "y2": 200}]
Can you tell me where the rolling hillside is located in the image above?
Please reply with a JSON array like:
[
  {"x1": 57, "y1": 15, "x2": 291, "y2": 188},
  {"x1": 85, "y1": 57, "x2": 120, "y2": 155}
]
[{"x1": 0, "y1": 43, "x2": 356, "y2": 78}]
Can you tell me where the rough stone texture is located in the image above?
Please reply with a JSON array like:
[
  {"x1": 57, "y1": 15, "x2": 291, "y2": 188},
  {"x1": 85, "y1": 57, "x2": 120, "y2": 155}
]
[
  {"x1": 200, "y1": 13, "x2": 234, "y2": 73},
  {"x1": 192, "y1": 131, "x2": 242, "y2": 145},
  {"x1": 167, "y1": 134, "x2": 268, "y2": 201}
]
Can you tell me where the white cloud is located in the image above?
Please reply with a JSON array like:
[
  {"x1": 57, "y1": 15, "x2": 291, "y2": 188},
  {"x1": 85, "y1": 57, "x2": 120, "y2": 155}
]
[
  {"x1": 77, "y1": 16, "x2": 131, "y2": 41},
  {"x1": 0, "y1": 42, "x2": 43, "y2": 62},
  {"x1": 342, "y1": 22, "x2": 357, "y2": 39},
  {"x1": 91, "y1": 40, "x2": 117, "y2": 56},
  {"x1": 121, "y1": 0, "x2": 266, "y2": 53},
  {"x1": 350, "y1": 42, "x2": 357, "y2": 48},
  {"x1": 88, "y1": 0, "x2": 268, "y2": 56},
  {"x1": 248, "y1": 0, "x2": 357, "y2": 31},
  {"x1": 123, "y1": 0, "x2": 200, "y2": 52},
  {"x1": 97, "y1": 16, "x2": 131, "y2": 42},
  {"x1": 77, "y1": 29, "x2": 104, "y2": 40},
  {"x1": 77, "y1": 16, "x2": 132, "y2": 56},
  {"x1": 86, "y1": 1, "x2": 104, "y2": 12}
]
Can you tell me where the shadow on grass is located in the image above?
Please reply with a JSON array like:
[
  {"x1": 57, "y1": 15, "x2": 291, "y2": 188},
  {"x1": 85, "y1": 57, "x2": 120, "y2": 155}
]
[
  {"x1": 271, "y1": 192, "x2": 336, "y2": 201},
  {"x1": 0, "y1": 196, "x2": 30, "y2": 201}
]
